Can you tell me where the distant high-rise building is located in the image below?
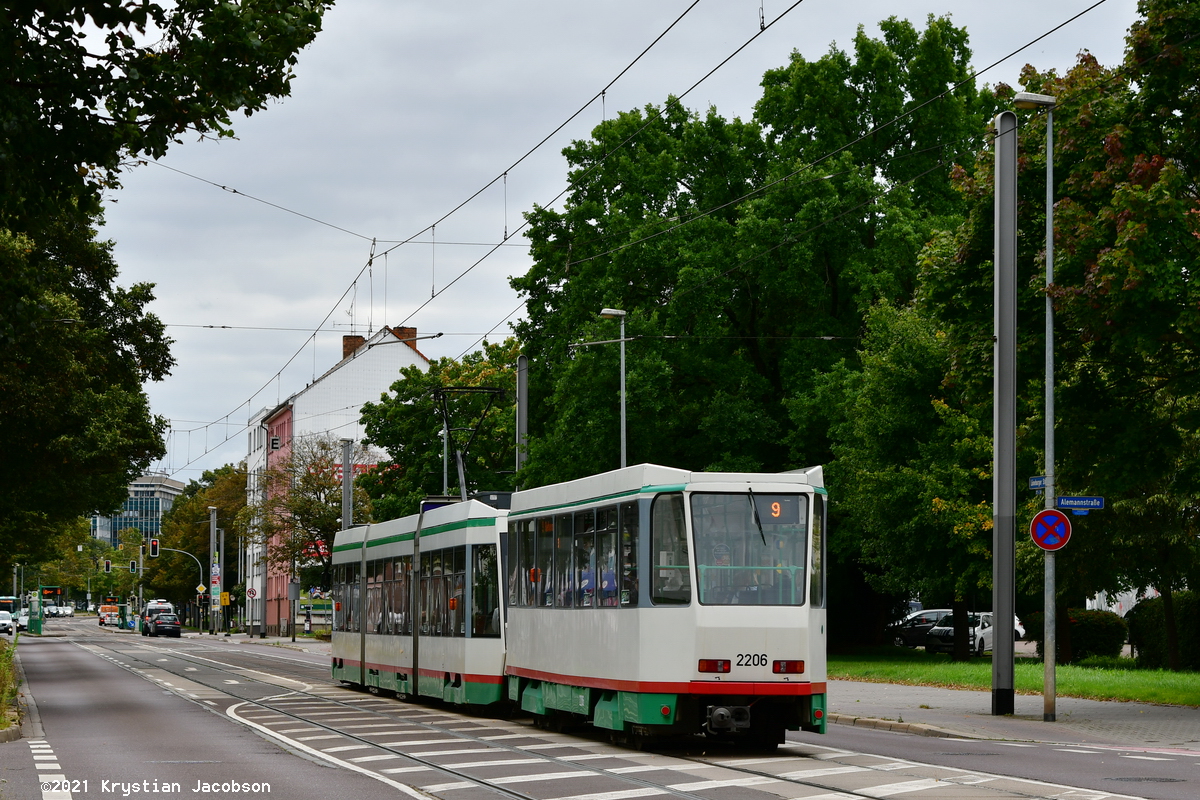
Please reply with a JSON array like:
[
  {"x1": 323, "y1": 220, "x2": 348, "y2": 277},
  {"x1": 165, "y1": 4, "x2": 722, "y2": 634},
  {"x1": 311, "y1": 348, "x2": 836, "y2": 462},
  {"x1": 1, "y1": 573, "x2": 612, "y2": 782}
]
[{"x1": 91, "y1": 473, "x2": 187, "y2": 546}]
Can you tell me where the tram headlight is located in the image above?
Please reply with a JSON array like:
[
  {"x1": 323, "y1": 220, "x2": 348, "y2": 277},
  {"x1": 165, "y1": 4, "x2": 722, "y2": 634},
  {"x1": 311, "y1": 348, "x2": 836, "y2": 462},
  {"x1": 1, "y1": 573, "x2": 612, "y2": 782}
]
[
  {"x1": 698, "y1": 659, "x2": 731, "y2": 673},
  {"x1": 772, "y1": 659, "x2": 805, "y2": 674}
]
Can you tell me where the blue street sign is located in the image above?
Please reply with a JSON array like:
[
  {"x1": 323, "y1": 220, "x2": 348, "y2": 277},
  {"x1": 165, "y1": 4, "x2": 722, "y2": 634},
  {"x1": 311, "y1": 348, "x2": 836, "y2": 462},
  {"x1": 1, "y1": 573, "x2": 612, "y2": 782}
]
[
  {"x1": 1056, "y1": 496, "x2": 1104, "y2": 515},
  {"x1": 1029, "y1": 476, "x2": 1046, "y2": 490}
]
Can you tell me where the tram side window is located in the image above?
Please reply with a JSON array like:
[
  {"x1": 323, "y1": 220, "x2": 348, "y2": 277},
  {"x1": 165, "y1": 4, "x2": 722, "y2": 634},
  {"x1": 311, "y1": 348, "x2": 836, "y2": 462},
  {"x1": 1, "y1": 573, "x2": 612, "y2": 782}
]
[
  {"x1": 553, "y1": 513, "x2": 574, "y2": 607},
  {"x1": 421, "y1": 546, "x2": 466, "y2": 637},
  {"x1": 337, "y1": 562, "x2": 360, "y2": 633},
  {"x1": 620, "y1": 501, "x2": 639, "y2": 606},
  {"x1": 449, "y1": 545, "x2": 465, "y2": 636},
  {"x1": 472, "y1": 544, "x2": 501, "y2": 637},
  {"x1": 366, "y1": 560, "x2": 384, "y2": 634},
  {"x1": 508, "y1": 519, "x2": 530, "y2": 607},
  {"x1": 390, "y1": 556, "x2": 412, "y2": 635},
  {"x1": 419, "y1": 551, "x2": 435, "y2": 635},
  {"x1": 574, "y1": 510, "x2": 595, "y2": 607},
  {"x1": 536, "y1": 517, "x2": 553, "y2": 607},
  {"x1": 333, "y1": 564, "x2": 347, "y2": 631},
  {"x1": 651, "y1": 493, "x2": 691, "y2": 605},
  {"x1": 596, "y1": 506, "x2": 618, "y2": 607},
  {"x1": 810, "y1": 494, "x2": 826, "y2": 609}
]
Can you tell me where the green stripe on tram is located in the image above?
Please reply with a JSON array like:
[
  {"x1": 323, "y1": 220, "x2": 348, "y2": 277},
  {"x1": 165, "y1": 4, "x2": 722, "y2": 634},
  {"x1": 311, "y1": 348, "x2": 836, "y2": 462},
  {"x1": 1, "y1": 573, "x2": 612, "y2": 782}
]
[
  {"x1": 510, "y1": 484, "x2": 688, "y2": 518},
  {"x1": 333, "y1": 515, "x2": 497, "y2": 553}
]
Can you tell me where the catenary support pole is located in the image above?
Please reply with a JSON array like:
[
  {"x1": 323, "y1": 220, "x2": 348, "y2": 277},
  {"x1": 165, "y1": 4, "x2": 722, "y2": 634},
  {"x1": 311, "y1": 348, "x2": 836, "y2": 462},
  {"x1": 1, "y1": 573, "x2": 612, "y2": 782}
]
[
  {"x1": 1044, "y1": 106, "x2": 1058, "y2": 722},
  {"x1": 208, "y1": 506, "x2": 217, "y2": 635},
  {"x1": 992, "y1": 111, "x2": 1018, "y2": 716},
  {"x1": 516, "y1": 354, "x2": 528, "y2": 478}
]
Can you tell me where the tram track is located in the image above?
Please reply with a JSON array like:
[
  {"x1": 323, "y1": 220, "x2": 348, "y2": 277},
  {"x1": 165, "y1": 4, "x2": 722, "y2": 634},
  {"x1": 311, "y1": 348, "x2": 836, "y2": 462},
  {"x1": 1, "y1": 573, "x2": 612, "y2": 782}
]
[{"x1": 70, "y1": 633, "x2": 1144, "y2": 800}]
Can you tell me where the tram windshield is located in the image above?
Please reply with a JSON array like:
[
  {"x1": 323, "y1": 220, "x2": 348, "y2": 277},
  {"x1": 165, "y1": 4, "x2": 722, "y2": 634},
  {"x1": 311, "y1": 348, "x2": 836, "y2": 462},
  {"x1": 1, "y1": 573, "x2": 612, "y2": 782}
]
[{"x1": 691, "y1": 492, "x2": 809, "y2": 606}]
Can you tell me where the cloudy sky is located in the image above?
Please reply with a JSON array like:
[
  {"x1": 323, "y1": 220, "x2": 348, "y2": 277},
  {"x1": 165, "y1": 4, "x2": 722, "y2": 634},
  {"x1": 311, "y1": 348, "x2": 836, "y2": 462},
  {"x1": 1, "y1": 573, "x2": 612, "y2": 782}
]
[{"x1": 100, "y1": 0, "x2": 1141, "y2": 481}]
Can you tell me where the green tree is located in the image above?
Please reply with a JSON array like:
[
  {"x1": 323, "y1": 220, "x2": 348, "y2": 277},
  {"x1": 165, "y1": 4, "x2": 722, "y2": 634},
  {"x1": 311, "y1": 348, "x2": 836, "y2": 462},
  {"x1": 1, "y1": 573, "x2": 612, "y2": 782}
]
[
  {"x1": 253, "y1": 435, "x2": 372, "y2": 592},
  {"x1": 899, "y1": 0, "x2": 1200, "y2": 663},
  {"x1": 512, "y1": 16, "x2": 995, "y2": 490},
  {"x1": 1, "y1": 0, "x2": 333, "y2": 228},
  {"x1": 360, "y1": 339, "x2": 520, "y2": 519},
  {"x1": 0, "y1": 213, "x2": 172, "y2": 577},
  {"x1": 150, "y1": 465, "x2": 248, "y2": 610}
]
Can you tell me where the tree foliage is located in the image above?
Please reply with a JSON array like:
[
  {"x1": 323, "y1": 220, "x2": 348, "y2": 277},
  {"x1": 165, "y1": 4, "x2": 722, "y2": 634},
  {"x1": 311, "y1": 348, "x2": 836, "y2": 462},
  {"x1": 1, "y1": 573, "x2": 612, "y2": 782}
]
[
  {"x1": 511, "y1": 16, "x2": 996, "y2": 490},
  {"x1": 0, "y1": 213, "x2": 172, "y2": 575},
  {"x1": 0, "y1": 0, "x2": 333, "y2": 227},
  {"x1": 150, "y1": 465, "x2": 248, "y2": 609},
  {"x1": 252, "y1": 435, "x2": 373, "y2": 592},
  {"x1": 360, "y1": 339, "x2": 519, "y2": 519}
]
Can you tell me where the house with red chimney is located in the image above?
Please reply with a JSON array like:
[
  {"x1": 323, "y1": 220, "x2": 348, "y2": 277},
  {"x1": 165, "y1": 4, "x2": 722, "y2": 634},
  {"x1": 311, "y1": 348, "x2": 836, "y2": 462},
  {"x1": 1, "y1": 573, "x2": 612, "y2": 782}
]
[{"x1": 245, "y1": 327, "x2": 430, "y2": 635}]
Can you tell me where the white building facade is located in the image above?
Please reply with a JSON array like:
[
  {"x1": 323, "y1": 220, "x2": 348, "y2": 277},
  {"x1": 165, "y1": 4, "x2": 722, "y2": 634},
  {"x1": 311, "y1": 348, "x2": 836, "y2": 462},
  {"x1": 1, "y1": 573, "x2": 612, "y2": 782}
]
[{"x1": 244, "y1": 327, "x2": 430, "y2": 635}]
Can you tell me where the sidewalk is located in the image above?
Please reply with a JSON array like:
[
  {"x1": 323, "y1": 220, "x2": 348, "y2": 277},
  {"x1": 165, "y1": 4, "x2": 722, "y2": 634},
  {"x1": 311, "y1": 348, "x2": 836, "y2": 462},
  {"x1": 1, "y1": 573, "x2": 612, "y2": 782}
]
[{"x1": 828, "y1": 679, "x2": 1200, "y2": 751}]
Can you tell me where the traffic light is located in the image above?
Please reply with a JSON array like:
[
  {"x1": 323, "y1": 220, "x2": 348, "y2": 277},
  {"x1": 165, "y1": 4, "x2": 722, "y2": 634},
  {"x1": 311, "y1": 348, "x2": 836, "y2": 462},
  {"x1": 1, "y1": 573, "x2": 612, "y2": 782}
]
[
  {"x1": 129, "y1": 560, "x2": 137, "y2": 573},
  {"x1": 104, "y1": 559, "x2": 111, "y2": 573},
  {"x1": 149, "y1": 538, "x2": 160, "y2": 557}
]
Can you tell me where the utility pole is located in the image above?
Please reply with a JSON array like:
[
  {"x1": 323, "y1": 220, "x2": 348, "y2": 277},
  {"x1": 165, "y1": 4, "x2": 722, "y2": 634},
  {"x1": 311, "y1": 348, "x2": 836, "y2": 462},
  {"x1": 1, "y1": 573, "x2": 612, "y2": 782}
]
[
  {"x1": 992, "y1": 110, "x2": 1018, "y2": 716},
  {"x1": 219, "y1": 527, "x2": 226, "y2": 636},
  {"x1": 208, "y1": 506, "x2": 218, "y2": 635}
]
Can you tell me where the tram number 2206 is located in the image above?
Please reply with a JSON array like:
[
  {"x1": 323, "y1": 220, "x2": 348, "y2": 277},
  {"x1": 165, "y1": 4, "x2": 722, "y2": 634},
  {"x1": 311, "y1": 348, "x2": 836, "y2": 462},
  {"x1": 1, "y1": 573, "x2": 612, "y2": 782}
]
[{"x1": 736, "y1": 653, "x2": 769, "y2": 667}]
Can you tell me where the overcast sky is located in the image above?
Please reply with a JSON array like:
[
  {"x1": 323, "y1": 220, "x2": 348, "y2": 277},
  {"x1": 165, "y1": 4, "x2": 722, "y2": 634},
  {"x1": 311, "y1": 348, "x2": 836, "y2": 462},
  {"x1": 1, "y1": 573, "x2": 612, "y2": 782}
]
[{"x1": 100, "y1": 0, "x2": 1141, "y2": 481}]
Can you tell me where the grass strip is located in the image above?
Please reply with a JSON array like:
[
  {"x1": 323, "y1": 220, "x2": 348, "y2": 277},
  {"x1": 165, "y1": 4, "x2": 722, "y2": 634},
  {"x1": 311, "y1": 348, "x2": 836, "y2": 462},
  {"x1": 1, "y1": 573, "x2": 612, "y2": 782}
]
[
  {"x1": 0, "y1": 636, "x2": 16, "y2": 729},
  {"x1": 829, "y1": 648, "x2": 1200, "y2": 707}
]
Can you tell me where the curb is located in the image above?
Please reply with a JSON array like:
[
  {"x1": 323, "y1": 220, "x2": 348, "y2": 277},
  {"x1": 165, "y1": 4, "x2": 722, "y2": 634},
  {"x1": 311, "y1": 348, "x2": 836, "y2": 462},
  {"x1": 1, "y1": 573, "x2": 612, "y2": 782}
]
[
  {"x1": 0, "y1": 723, "x2": 20, "y2": 743},
  {"x1": 827, "y1": 712, "x2": 961, "y2": 739}
]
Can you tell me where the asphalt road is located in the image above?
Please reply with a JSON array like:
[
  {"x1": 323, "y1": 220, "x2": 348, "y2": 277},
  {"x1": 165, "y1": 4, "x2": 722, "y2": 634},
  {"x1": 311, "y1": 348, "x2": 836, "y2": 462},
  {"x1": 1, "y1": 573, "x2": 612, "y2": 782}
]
[
  {"x1": 2, "y1": 633, "x2": 400, "y2": 800},
  {"x1": 4, "y1": 618, "x2": 1195, "y2": 800}
]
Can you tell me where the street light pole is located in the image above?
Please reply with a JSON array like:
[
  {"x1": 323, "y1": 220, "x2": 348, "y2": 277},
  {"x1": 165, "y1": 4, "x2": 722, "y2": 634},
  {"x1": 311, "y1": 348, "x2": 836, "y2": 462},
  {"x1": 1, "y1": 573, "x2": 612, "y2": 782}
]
[
  {"x1": 599, "y1": 308, "x2": 627, "y2": 468},
  {"x1": 1015, "y1": 90, "x2": 1058, "y2": 722}
]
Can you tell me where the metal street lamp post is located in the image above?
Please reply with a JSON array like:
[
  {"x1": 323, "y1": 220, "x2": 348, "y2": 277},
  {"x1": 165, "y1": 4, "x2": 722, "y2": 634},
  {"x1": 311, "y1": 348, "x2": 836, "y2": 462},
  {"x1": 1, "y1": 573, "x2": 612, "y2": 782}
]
[
  {"x1": 599, "y1": 308, "x2": 627, "y2": 468},
  {"x1": 1015, "y1": 90, "x2": 1058, "y2": 722}
]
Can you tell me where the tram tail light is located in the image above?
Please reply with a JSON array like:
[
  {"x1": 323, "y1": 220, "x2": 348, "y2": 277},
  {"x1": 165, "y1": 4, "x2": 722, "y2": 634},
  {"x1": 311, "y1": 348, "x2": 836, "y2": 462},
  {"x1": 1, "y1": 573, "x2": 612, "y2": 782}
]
[
  {"x1": 772, "y1": 660, "x2": 805, "y2": 674},
  {"x1": 698, "y1": 659, "x2": 731, "y2": 673}
]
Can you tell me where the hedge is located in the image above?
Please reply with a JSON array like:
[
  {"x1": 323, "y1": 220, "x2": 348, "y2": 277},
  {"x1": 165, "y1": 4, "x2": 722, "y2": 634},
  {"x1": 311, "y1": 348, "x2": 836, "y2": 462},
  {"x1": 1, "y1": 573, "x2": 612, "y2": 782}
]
[
  {"x1": 1126, "y1": 591, "x2": 1200, "y2": 670},
  {"x1": 1025, "y1": 608, "x2": 1127, "y2": 663}
]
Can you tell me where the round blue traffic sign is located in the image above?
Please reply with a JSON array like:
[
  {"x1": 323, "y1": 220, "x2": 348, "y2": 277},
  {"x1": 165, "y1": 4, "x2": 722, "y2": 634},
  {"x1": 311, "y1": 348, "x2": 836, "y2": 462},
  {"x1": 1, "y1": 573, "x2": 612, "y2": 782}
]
[{"x1": 1031, "y1": 508, "x2": 1072, "y2": 551}]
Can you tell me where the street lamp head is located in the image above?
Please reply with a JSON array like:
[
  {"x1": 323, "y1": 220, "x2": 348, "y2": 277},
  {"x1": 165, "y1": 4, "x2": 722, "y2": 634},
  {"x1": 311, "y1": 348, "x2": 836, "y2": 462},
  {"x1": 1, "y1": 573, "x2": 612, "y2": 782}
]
[
  {"x1": 599, "y1": 308, "x2": 626, "y2": 319},
  {"x1": 1014, "y1": 92, "x2": 1057, "y2": 109}
]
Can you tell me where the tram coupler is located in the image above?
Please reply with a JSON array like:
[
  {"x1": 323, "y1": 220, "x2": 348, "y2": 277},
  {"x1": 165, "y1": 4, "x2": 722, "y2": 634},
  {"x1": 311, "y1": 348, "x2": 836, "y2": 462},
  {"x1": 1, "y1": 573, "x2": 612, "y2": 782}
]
[{"x1": 706, "y1": 705, "x2": 751, "y2": 734}]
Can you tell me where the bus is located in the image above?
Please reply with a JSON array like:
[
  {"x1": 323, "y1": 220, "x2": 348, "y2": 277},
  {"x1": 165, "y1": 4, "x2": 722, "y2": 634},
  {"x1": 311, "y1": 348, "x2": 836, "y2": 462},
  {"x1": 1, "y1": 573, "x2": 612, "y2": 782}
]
[{"x1": 0, "y1": 596, "x2": 18, "y2": 615}]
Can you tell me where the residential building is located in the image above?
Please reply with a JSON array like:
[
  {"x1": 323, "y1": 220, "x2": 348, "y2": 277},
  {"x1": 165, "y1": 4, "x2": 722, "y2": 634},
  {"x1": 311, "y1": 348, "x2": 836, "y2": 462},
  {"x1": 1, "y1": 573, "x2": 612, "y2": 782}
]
[{"x1": 246, "y1": 326, "x2": 430, "y2": 635}]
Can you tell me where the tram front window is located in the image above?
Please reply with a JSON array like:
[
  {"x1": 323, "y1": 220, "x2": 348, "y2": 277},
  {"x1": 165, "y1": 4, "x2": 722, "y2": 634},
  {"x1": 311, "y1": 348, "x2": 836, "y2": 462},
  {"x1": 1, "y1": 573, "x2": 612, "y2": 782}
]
[{"x1": 691, "y1": 492, "x2": 809, "y2": 606}]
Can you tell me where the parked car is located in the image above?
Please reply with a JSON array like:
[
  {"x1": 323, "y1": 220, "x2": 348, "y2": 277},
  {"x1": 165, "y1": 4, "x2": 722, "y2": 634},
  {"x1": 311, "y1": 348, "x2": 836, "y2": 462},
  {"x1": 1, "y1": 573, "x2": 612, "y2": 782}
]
[
  {"x1": 888, "y1": 608, "x2": 952, "y2": 648},
  {"x1": 926, "y1": 612, "x2": 1025, "y2": 655},
  {"x1": 147, "y1": 613, "x2": 182, "y2": 638},
  {"x1": 0, "y1": 611, "x2": 12, "y2": 634}
]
